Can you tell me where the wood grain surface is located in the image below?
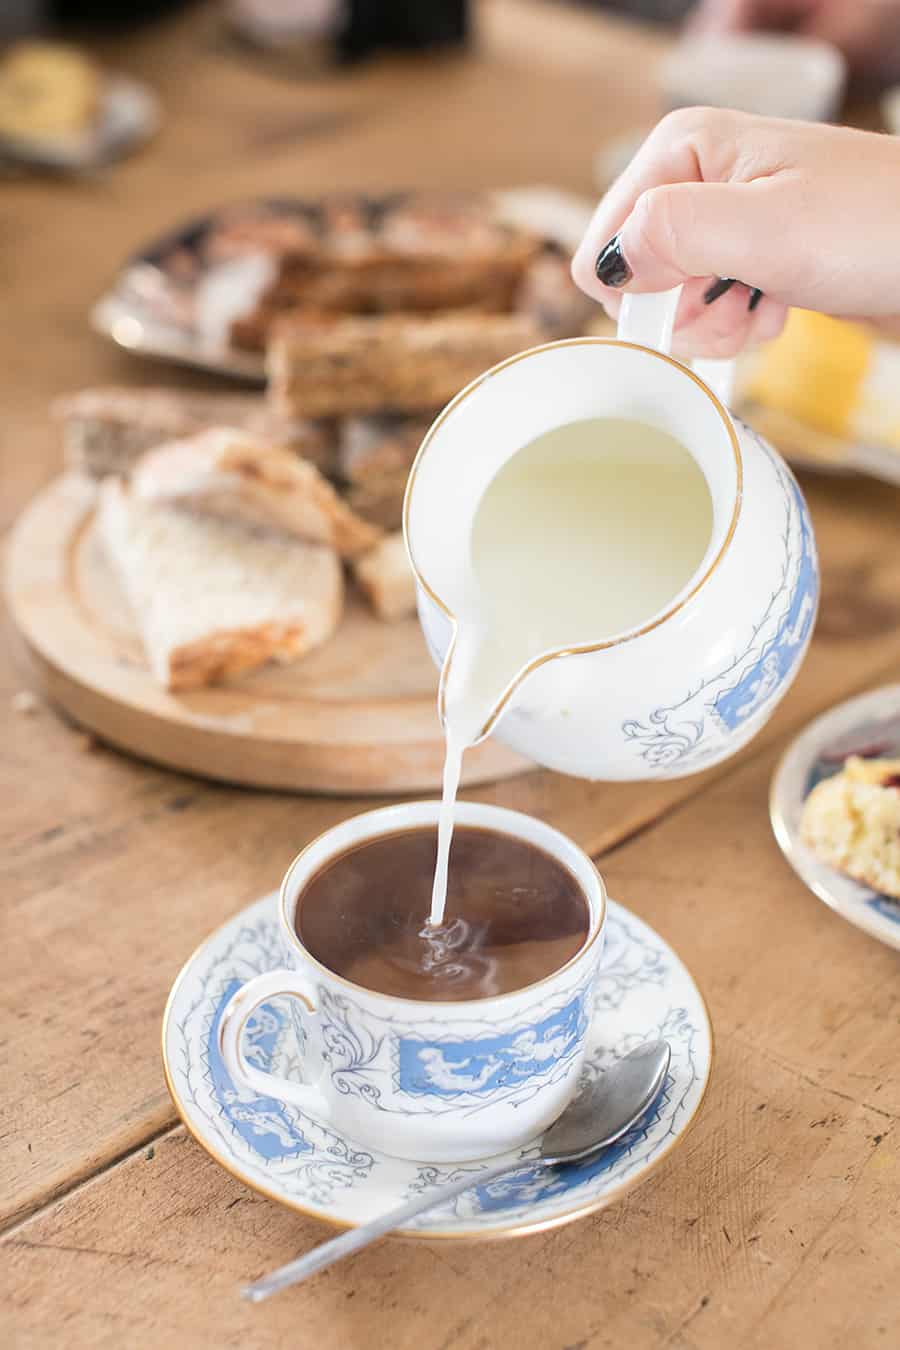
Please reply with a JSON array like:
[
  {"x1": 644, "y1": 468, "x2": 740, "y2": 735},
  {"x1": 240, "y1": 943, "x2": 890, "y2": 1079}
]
[{"x1": 3, "y1": 3, "x2": 900, "y2": 1347}]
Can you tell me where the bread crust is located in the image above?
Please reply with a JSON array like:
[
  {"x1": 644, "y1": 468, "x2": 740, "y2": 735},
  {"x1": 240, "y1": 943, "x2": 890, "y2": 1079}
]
[
  {"x1": 133, "y1": 428, "x2": 380, "y2": 559},
  {"x1": 98, "y1": 478, "x2": 343, "y2": 689}
]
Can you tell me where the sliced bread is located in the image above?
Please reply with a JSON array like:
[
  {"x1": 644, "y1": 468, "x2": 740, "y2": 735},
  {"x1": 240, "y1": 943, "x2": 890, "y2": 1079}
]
[
  {"x1": 98, "y1": 478, "x2": 343, "y2": 690},
  {"x1": 131, "y1": 427, "x2": 380, "y2": 559},
  {"x1": 353, "y1": 533, "x2": 417, "y2": 623}
]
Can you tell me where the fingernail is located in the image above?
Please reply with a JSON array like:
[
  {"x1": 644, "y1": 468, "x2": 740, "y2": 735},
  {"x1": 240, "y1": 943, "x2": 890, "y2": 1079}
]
[
  {"x1": 748, "y1": 287, "x2": 764, "y2": 312},
  {"x1": 594, "y1": 234, "x2": 632, "y2": 288},
  {"x1": 703, "y1": 277, "x2": 736, "y2": 305}
]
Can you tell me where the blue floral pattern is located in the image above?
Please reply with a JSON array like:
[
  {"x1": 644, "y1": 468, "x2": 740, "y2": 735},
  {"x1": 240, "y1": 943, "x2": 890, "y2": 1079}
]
[
  {"x1": 396, "y1": 992, "x2": 587, "y2": 1098},
  {"x1": 623, "y1": 427, "x2": 818, "y2": 771},
  {"x1": 164, "y1": 891, "x2": 712, "y2": 1235}
]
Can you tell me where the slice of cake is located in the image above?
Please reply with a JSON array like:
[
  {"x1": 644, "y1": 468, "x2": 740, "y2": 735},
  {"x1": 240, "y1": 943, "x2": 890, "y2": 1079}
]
[
  {"x1": 800, "y1": 755, "x2": 900, "y2": 900},
  {"x1": 98, "y1": 479, "x2": 343, "y2": 690},
  {"x1": 132, "y1": 428, "x2": 380, "y2": 559}
]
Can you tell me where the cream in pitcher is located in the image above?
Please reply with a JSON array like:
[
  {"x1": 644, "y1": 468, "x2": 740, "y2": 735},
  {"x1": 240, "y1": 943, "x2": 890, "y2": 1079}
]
[{"x1": 407, "y1": 288, "x2": 820, "y2": 923}]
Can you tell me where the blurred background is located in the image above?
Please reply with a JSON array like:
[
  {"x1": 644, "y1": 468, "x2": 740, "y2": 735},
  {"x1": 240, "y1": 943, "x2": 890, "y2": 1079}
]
[{"x1": 6, "y1": 0, "x2": 900, "y2": 517}]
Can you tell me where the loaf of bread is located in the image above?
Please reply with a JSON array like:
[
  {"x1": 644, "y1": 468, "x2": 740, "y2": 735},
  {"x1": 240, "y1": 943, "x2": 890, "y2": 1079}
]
[
  {"x1": 353, "y1": 534, "x2": 417, "y2": 622},
  {"x1": 800, "y1": 755, "x2": 900, "y2": 900},
  {"x1": 98, "y1": 479, "x2": 343, "y2": 690},
  {"x1": 53, "y1": 386, "x2": 335, "y2": 478},
  {"x1": 268, "y1": 312, "x2": 542, "y2": 418},
  {"x1": 132, "y1": 428, "x2": 380, "y2": 559}
]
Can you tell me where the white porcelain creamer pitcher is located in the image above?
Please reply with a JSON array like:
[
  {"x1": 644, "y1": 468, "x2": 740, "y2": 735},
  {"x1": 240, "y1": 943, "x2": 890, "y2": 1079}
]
[{"x1": 404, "y1": 289, "x2": 819, "y2": 780}]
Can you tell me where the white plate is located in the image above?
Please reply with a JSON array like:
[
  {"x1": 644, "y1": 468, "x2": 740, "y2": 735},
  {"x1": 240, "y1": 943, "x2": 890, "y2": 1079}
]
[
  {"x1": 1, "y1": 75, "x2": 160, "y2": 172},
  {"x1": 162, "y1": 889, "x2": 712, "y2": 1239},
  {"x1": 771, "y1": 684, "x2": 900, "y2": 951}
]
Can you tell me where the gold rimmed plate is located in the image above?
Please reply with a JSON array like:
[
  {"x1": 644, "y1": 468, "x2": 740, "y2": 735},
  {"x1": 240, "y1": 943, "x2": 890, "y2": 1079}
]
[
  {"x1": 771, "y1": 684, "x2": 900, "y2": 952},
  {"x1": 162, "y1": 888, "x2": 712, "y2": 1239}
]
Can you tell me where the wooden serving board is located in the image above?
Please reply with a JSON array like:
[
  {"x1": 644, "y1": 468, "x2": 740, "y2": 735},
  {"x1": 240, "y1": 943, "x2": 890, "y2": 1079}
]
[{"x1": 5, "y1": 474, "x2": 529, "y2": 794}]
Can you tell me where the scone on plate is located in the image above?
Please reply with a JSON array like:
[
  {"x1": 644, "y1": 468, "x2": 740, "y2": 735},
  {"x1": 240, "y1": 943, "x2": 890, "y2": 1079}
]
[{"x1": 800, "y1": 755, "x2": 900, "y2": 900}]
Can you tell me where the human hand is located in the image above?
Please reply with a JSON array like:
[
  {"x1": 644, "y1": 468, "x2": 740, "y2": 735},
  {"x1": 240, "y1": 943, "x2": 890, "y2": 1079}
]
[
  {"x1": 689, "y1": 0, "x2": 900, "y2": 83},
  {"x1": 571, "y1": 107, "x2": 900, "y2": 358}
]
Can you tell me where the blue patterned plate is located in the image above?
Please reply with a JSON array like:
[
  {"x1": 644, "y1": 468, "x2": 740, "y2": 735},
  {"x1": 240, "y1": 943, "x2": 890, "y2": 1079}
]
[
  {"x1": 162, "y1": 892, "x2": 712, "y2": 1239},
  {"x1": 771, "y1": 684, "x2": 900, "y2": 952}
]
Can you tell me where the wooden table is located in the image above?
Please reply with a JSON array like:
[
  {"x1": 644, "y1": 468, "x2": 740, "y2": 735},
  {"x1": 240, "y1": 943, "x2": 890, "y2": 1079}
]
[{"x1": 4, "y1": 3, "x2": 900, "y2": 1345}]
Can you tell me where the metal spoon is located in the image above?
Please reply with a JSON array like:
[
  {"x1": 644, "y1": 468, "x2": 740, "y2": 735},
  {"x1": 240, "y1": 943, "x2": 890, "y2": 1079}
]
[{"x1": 242, "y1": 1039, "x2": 671, "y2": 1303}]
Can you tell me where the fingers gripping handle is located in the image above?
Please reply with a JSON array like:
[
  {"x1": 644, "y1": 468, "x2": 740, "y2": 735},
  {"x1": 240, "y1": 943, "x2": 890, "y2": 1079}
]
[
  {"x1": 218, "y1": 969, "x2": 332, "y2": 1120},
  {"x1": 617, "y1": 287, "x2": 735, "y2": 407}
]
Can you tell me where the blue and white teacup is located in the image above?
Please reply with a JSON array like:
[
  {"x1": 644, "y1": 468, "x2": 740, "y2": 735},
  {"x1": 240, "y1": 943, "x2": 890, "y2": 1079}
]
[{"x1": 219, "y1": 801, "x2": 607, "y2": 1163}]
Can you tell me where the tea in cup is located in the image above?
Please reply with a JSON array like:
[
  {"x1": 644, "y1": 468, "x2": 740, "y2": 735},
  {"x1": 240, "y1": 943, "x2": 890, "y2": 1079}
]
[{"x1": 218, "y1": 801, "x2": 606, "y2": 1163}]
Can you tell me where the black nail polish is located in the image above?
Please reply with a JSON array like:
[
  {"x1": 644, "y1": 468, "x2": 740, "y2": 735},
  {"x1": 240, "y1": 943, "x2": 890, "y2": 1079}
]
[
  {"x1": 703, "y1": 277, "x2": 736, "y2": 305},
  {"x1": 748, "y1": 287, "x2": 764, "y2": 312},
  {"x1": 594, "y1": 235, "x2": 632, "y2": 288}
]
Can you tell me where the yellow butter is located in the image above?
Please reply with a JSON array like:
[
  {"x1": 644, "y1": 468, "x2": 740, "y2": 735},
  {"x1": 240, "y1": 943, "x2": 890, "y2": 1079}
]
[{"x1": 746, "y1": 309, "x2": 873, "y2": 438}]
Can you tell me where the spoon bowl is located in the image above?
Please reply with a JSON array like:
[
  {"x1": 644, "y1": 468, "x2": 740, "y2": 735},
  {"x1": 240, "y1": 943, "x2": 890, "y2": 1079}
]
[{"x1": 541, "y1": 1039, "x2": 670, "y2": 1165}]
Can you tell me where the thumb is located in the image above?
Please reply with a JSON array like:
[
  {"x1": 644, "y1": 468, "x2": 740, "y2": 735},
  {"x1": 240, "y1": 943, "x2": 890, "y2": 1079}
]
[{"x1": 615, "y1": 178, "x2": 792, "y2": 296}]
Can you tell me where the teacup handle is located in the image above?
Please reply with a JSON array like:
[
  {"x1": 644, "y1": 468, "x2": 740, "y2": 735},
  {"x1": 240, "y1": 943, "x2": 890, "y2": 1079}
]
[
  {"x1": 218, "y1": 969, "x2": 333, "y2": 1122},
  {"x1": 618, "y1": 287, "x2": 735, "y2": 407}
]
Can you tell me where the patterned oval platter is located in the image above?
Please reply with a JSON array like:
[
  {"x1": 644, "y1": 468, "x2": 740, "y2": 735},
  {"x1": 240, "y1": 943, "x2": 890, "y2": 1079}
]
[
  {"x1": 771, "y1": 684, "x2": 900, "y2": 952},
  {"x1": 162, "y1": 891, "x2": 712, "y2": 1240}
]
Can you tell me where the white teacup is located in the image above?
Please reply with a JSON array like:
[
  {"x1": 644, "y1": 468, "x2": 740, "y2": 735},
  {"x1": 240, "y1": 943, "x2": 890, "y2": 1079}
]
[{"x1": 219, "y1": 801, "x2": 607, "y2": 1163}]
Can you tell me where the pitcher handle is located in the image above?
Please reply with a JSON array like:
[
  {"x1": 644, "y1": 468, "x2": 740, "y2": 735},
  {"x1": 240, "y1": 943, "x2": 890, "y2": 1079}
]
[{"x1": 618, "y1": 288, "x2": 735, "y2": 408}]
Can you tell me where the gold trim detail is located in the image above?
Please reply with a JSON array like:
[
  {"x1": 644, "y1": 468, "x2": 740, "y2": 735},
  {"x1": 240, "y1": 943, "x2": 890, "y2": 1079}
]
[
  {"x1": 402, "y1": 336, "x2": 744, "y2": 739},
  {"x1": 160, "y1": 895, "x2": 714, "y2": 1243}
]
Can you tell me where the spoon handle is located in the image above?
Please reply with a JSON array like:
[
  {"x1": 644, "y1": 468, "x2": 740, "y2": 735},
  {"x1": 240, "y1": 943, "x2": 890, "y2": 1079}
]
[{"x1": 241, "y1": 1160, "x2": 520, "y2": 1302}]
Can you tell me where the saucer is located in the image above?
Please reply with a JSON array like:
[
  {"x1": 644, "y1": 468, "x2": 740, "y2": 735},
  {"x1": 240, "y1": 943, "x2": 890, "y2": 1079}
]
[
  {"x1": 771, "y1": 684, "x2": 900, "y2": 952},
  {"x1": 162, "y1": 892, "x2": 712, "y2": 1239}
]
